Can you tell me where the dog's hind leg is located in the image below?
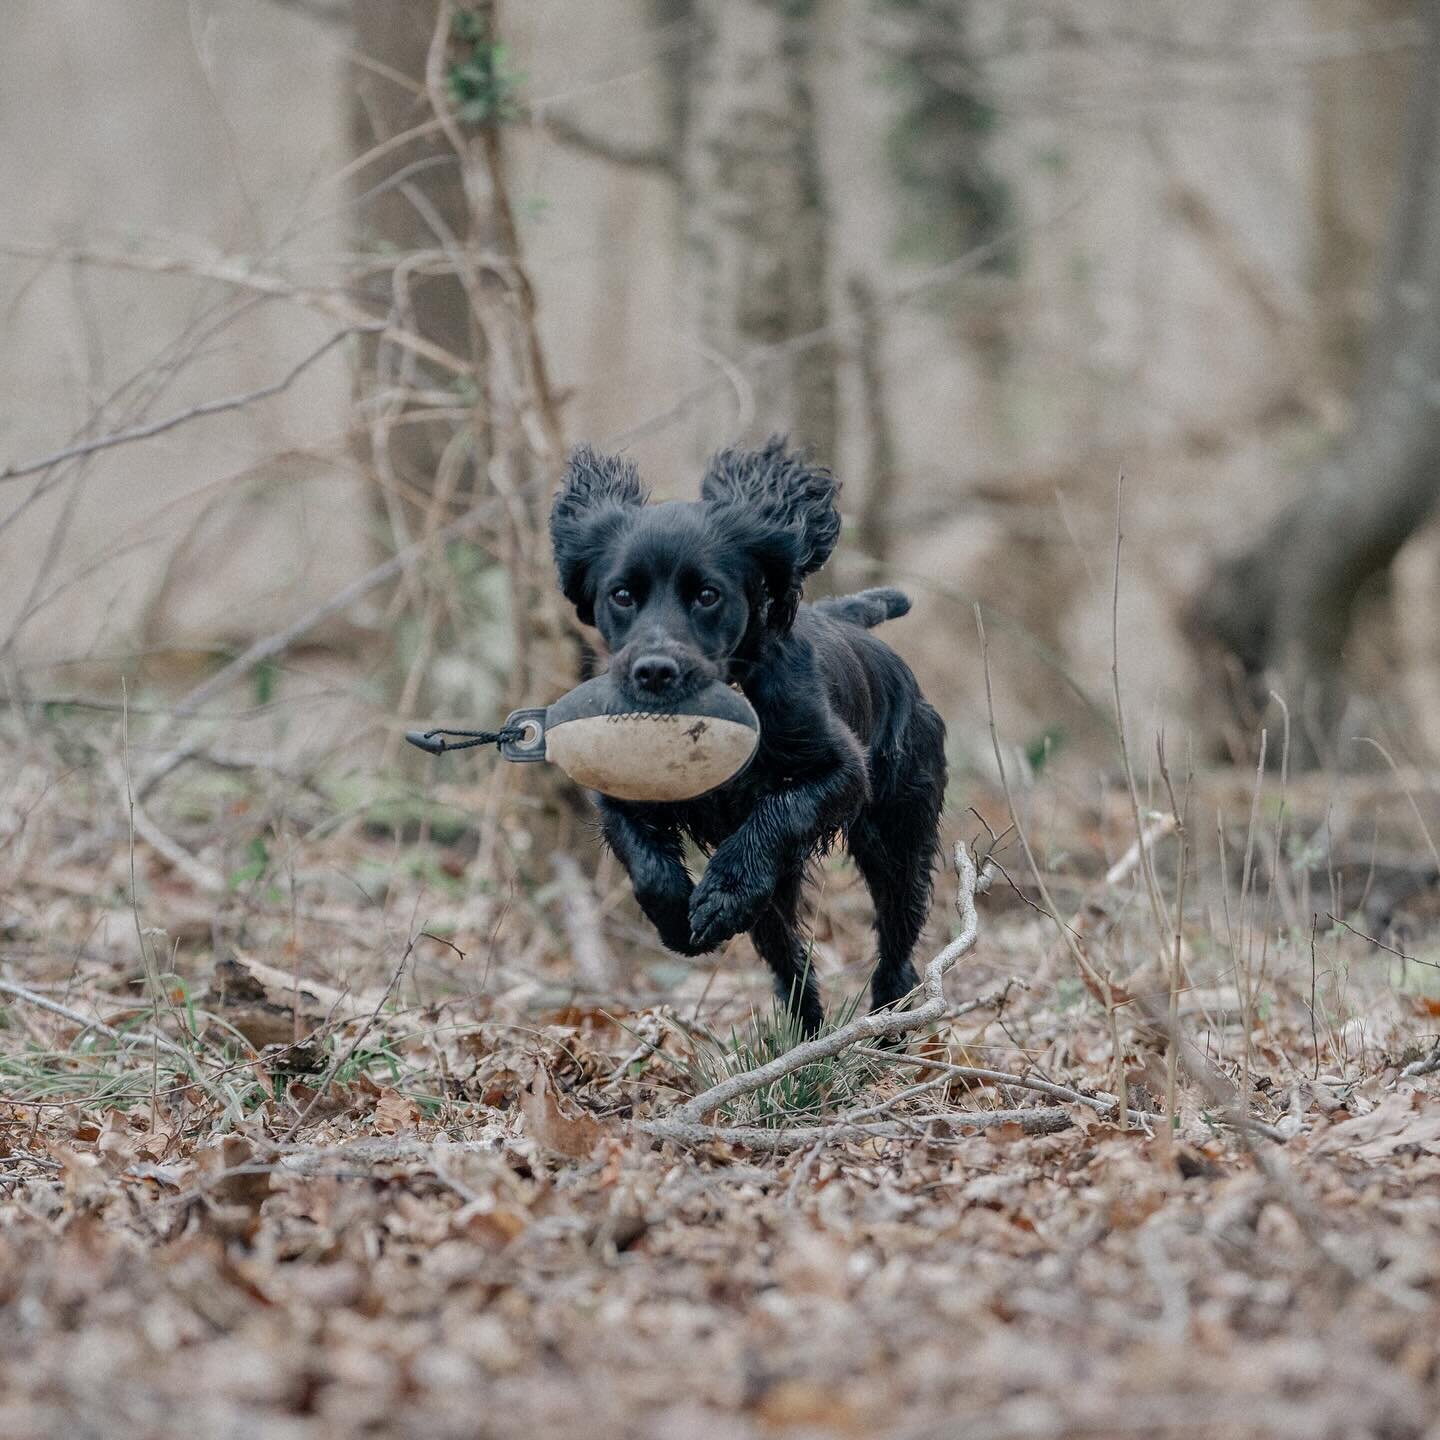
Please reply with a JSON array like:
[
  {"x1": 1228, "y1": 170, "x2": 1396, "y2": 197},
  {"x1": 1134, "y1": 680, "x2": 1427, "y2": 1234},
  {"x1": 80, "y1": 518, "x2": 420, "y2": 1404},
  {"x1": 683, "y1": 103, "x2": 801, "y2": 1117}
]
[
  {"x1": 850, "y1": 720, "x2": 946, "y2": 1014},
  {"x1": 852, "y1": 813, "x2": 939, "y2": 1013},
  {"x1": 749, "y1": 865, "x2": 825, "y2": 1035}
]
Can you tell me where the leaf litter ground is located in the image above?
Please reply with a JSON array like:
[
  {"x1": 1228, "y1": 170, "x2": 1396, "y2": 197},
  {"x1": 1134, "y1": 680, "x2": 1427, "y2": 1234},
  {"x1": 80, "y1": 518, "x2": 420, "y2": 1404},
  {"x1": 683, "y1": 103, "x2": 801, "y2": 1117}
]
[{"x1": 4, "y1": 725, "x2": 1440, "y2": 1439}]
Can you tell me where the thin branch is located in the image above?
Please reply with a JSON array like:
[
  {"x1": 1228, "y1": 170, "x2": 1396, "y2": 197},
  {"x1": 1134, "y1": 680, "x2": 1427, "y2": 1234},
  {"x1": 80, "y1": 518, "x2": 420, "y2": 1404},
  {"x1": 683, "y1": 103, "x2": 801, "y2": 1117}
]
[
  {"x1": 1156, "y1": 735, "x2": 1192, "y2": 1137},
  {"x1": 0, "y1": 978, "x2": 196, "y2": 1065},
  {"x1": 975, "y1": 605, "x2": 1120, "y2": 1006},
  {"x1": 639, "y1": 1106, "x2": 1075, "y2": 1154},
  {"x1": 0, "y1": 241, "x2": 472, "y2": 378},
  {"x1": 537, "y1": 109, "x2": 677, "y2": 176},
  {"x1": 1105, "y1": 813, "x2": 1178, "y2": 887},
  {"x1": 145, "y1": 493, "x2": 502, "y2": 742},
  {"x1": 108, "y1": 757, "x2": 226, "y2": 894},
  {"x1": 276, "y1": 938, "x2": 414, "y2": 1146},
  {"x1": 1324, "y1": 911, "x2": 1440, "y2": 969},
  {"x1": 268, "y1": 1136, "x2": 508, "y2": 1174},
  {"x1": 0, "y1": 323, "x2": 382, "y2": 483},
  {"x1": 1350, "y1": 735, "x2": 1440, "y2": 875},
  {"x1": 854, "y1": 1047, "x2": 1155, "y2": 1122},
  {"x1": 1110, "y1": 475, "x2": 1174, "y2": 945},
  {"x1": 669, "y1": 843, "x2": 982, "y2": 1128},
  {"x1": 1402, "y1": 1043, "x2": 1440, "y2": 1078}
]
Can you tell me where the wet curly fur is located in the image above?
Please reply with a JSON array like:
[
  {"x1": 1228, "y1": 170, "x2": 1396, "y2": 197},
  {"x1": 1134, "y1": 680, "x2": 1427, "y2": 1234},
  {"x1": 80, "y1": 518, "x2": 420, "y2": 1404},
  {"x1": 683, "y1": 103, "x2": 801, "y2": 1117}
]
[{"x1": 550, "y1": 438, "x2": 947, "y2": 1032}]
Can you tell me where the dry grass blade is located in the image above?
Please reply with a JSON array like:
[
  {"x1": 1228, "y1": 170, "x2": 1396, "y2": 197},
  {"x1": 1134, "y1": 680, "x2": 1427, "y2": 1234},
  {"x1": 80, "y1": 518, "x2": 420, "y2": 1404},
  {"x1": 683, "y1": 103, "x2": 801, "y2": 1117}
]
[{"x1": 274, "y1": 939, "x2": 415, "y2": 1146}]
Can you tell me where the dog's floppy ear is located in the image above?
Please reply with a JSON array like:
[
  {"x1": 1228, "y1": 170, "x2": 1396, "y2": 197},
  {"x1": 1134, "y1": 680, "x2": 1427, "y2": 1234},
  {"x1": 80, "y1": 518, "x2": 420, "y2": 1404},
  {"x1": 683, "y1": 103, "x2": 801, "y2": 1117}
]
[
  {"x1": 550, "y1": 446, "x2": 648, "y2": 625},
  {"x1": 702, "y1": 437, "x2": 840, "y2": 633}
]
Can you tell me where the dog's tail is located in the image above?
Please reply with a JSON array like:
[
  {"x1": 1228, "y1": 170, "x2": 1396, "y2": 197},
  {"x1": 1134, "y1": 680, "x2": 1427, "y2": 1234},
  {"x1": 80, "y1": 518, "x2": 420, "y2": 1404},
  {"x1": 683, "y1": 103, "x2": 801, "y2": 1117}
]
[{"x1": 815, "y1": 586, "x2": 911, "y2": 629}]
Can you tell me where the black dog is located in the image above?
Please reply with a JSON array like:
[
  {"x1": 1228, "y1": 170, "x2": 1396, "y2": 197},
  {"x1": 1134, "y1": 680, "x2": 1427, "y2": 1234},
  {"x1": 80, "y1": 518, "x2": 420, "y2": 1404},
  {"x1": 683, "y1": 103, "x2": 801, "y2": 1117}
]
[{"x1": 549, "y1": 438, "x2": 947, "y2": 1033}]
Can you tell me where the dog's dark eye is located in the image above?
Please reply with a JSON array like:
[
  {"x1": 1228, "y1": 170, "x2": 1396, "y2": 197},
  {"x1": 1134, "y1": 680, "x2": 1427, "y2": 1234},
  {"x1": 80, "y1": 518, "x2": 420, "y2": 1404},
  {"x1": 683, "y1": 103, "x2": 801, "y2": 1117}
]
[
  {"x1": 695, "y1": 586, "x2": 721, "y2": 609},
  {"x1": 610, "y1": 587, "x2": 635, "y2": 609}
]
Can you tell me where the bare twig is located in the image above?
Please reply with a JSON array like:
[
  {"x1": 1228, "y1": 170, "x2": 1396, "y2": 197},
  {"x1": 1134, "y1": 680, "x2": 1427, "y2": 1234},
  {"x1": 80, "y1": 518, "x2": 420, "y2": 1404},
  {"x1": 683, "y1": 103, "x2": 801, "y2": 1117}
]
[
  {"x1": 269, "y1": 1135, "x2": 508, "y2": 1174},
  {"x1": 1324, "y1": 912, "x2": 1440, "y2": 969},
  {"x1": 666, "y1": 843, "x2": 983, "y2": 1129},
  {"x1": 0, "y1": 240, "x2": 472, "y2": 377},
  {"x1": 1402, "y1": 1044, "x2": 1440, "y2": 1078},
  {"x1": 1110, "y1": 475, "x2": 1174, "y2": 947},
  {"x1": 1105, "y1": 813, "x2": 1177, "y2": 888},
  {"x1": 0, "y1": 324, "x2": 382, "y2": 483},
  {"x1": 145, "y1": 493, "x2": 501, "y2": 740},
  {"x1": 1157, "y1": 735, "x2": 1192, "y2": 1135},
  {"x1": 552, "y1": 853, "x2": 617, "y2": 989},
  {"x1": 1105, "y1": 476, "x2": 1162, "y2": 1129},
  {"x1": 276, "y1": 938, "x2": 414, "y2": 1146},
  {"x1": 976, "y1": 606, "x2": 1247, "y2": 1121},
  {"x1": 1351, "y1": 735, "x2": 1440, "y2": 875},
  {"x1": 639, "y1": 1106, "x2": 1075, "y2": 1154},
  {"x1": 537, "y1": 108, "x2": 676, "y2": 175},
  {"x1": 975, "y1": 607, "x2": 1122, "y2": 1014},
  {"x1": 854, "y1": 1047, "x2": 1155, "y2": 1124},
  {"x1": 0, "y1": 978, "x2": 196, "y2": 1065},
  {"x1": 107, "y1": 757, "x2": 226, "y2": 894}
]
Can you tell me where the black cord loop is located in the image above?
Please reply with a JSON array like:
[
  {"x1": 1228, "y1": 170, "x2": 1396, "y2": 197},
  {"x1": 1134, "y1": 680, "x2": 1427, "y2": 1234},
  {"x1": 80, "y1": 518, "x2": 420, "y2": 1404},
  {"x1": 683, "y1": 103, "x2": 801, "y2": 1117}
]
[{"x1": 404, "y1": 724, "x2": 527, "y2": 756}]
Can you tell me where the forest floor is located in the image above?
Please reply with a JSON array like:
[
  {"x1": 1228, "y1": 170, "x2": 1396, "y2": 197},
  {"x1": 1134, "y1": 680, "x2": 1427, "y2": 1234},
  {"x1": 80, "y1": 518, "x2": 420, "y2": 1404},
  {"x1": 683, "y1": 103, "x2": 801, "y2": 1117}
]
[{"x1": 4, "y1": 717, "x2": 1440, "y2": 1439}]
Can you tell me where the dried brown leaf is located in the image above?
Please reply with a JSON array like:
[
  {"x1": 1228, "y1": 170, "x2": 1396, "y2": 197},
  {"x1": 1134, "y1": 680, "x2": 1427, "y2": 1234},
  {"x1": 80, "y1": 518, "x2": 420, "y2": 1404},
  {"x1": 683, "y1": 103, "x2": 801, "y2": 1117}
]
[
  {"x1": 1312, "y1": 1089, "x2": 1440, "y2": 1162},
  {"x1": 372, "y1": 1088, "x2": 422, "y2": 1136},
  {"x1": 520, "y1": 1063, "x2": 603, "y2": 1160}
]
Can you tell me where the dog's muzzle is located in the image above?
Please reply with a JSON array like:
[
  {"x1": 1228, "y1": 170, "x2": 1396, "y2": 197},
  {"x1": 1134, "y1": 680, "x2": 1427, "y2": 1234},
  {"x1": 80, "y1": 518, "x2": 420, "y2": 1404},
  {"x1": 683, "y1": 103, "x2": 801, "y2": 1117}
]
[{"x1": 612, "y1": 638, "x2": 717, "y2": 704}]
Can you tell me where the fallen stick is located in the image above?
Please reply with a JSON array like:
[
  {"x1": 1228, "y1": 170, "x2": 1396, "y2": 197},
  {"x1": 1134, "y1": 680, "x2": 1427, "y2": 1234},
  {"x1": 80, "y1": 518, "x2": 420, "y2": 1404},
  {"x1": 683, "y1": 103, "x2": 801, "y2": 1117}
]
[
  {"x1": 638, "y1": 845, "x2": 1082, "y2": 1151},
  {"x1": 552, "y1": 852, "x2": 617, "y2": 989},
  {"x1": 637, "y1": 843, "x2": 1173, "y2": 1152},
  {"x1": 0, "y1": 978, "x2": 196, "y2": 1065},
  {"x1": 269, "y1": 1135, "x2": 506, "y2": 1174},
  {"x1": 643, "y1": 1108, "x2": 1076, "y2": 1152},
  {"x1": 107, "y1": 757, "x2": 226, "y2": 894},
  {"x1": 1104, "y1": 812, "x2": 1177, "y2": 888},
  {"x1": 669, "y1": 842, "x2": 983, "y2": 1129},
  {"x1": 855, "y1": 1046, "x2": 1156, "y2": 1125},
  {"x1": 640, "y1": 1106, "x2": 1075, "y2": 1154}
]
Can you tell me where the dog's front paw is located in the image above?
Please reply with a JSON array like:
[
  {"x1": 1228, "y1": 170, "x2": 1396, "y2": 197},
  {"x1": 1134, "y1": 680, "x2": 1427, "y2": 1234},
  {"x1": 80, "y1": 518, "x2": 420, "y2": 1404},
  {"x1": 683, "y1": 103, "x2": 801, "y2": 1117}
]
[
  {"x1": 638, "y1": 888, "x2": 708, "y2": 957},
  {"x1": 688, "y1": 860, "x2": 772, "y2": 952}
]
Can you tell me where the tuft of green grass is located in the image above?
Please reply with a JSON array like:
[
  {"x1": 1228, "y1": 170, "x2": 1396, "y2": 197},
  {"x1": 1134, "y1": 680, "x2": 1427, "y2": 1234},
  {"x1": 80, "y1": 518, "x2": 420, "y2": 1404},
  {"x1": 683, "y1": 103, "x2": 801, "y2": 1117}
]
[{"x1": 677, "y1": 978, "x2": 883, "y2": 1129}]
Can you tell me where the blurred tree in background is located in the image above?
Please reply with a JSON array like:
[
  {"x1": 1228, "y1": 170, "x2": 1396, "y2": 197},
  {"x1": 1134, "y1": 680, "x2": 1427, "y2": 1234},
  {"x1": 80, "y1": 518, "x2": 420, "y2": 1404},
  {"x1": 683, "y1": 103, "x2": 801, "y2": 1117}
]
[
  {"x1": 1191, "y1": 0, "x2": 1440, "y2": 764},
  {"x1": 4, "y1": 0, "x2": 1440, "y2": 781},
  {"x1": 350, "y1": 1, "x2": 576, "y2": 737}
]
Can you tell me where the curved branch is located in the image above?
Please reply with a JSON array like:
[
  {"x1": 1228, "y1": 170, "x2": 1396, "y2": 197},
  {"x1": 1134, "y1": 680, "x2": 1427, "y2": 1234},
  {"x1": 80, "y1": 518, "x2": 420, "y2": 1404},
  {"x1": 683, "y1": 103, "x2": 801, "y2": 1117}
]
[
  {"x1": 669, "y1": 843, "x2": 981, "y2": 1128},
  {"x1": 537, "y1": 110, "x2": 677, "y2": 177},
  {"x1": 0, "y1": 323, "x2": 383, "y2": 485}
]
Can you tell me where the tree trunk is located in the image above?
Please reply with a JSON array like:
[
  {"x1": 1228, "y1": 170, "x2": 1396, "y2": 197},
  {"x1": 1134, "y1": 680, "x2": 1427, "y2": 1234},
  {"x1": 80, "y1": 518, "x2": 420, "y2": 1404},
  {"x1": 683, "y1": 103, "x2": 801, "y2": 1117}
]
[
  {"x1": 848, "y1": 274, "x2": 897, "y2": 573},
  {"x1": 681, "y1": 0, "x2": 836, "y2": 464},
  {"x1": 1188, "y1": 0, "x2": 1440, "y2": 764},
  {"x1": 351, "y1": 1, "x2": 483, "y2": 534},
  {"x1": 351, "y1": 0, "x2": 497, "y2": 745},
  {"x1": 351, "y1": 1, "x2": 583, "y2": 860},
  {"x1": 350, "y1": 1, "x2": 578, "y2": 713}
]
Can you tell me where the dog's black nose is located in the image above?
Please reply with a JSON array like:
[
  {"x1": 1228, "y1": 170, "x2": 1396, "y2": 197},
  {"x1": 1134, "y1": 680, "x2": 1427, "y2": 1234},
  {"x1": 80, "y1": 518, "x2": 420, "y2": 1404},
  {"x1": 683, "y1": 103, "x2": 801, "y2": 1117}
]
[{"x1": 630, "y1": 654, "x2": 680, "y2": 695}]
